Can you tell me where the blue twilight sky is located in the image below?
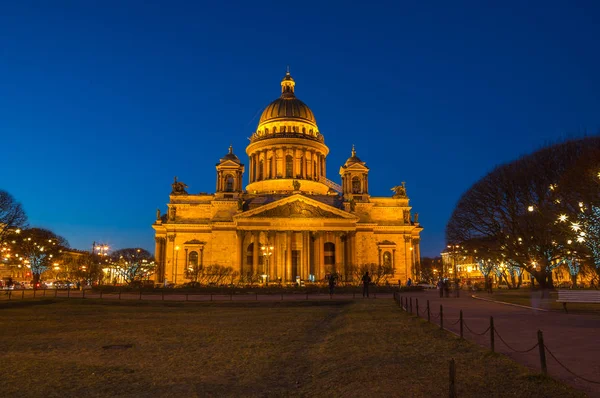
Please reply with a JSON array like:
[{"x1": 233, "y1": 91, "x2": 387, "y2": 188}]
[{"x1": 1, "y1": 1, "x2": 599, "y2": 257}]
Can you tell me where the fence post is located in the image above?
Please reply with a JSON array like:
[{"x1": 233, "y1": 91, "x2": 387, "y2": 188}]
[
  {"x1": 22, "y1": 290, "x2": 25, "y2": 300},
  {"x1": 427, "y1": 300, "x2": 430, "y2": 322},
  {"x1": 409, "y1": 297, "x2": 413, "y2": 314},
  {"x1": 490, "y1": 316, "x2": 495, "y2": 352},
  {"x1": 8, "y1": 291, "x2": 11, "y2": 300},
  {"x1": 449, "y1": 358, "x2": 456, "y2": 398},
  {"x1": 401, "y1": 296, "x2": 404, "y2": 309},
  {"x1": 119, "y1": 289, "x2": 122, "y2": 300},
  {"x1": 416, "y1": 298, "x2": 419, "y2": 317},
  {"x1": 440, "y1": 305, "x2": 444, "y2": 330},
  {"x1": 67, "y1": 287, "x2": 70, "y2": 299},
  {"x1": 537, "y1": 330, "x2": 547, "y2": 375},
  {"x1": 460, "y1": 310, "x2": 464, "y2": 339}
]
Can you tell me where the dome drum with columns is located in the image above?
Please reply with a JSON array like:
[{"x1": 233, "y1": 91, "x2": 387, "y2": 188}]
[{"x1": 153, "y1": 71, "x2": 423, "y2": 285}]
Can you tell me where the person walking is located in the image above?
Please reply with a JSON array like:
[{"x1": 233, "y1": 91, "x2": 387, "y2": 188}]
[
  {"x1": 406, "y1": 277, "x2": 412, "y2": 287},
  {"x1": 328, "y1": 273, "x2": 336, "y2": 296},
  {"x1": 362, "y1": 271, "x2": 372, "y2": 298}
]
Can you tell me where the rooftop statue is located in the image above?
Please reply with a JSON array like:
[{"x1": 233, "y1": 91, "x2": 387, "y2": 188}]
[
  {"x1": 171, "y1": 176, "x2": 189, "y2": 195},
  {"x1": 391, "y1": 182, "x2": 407, "y2": 198}
]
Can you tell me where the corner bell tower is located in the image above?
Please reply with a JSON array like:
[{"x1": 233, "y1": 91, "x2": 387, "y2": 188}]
[
  {"x1": 216, "y1": 145, "x2": 245, "y2": 196},
  {"x1": 340, "y1": 145, "x2": 370, "y2": 201}
]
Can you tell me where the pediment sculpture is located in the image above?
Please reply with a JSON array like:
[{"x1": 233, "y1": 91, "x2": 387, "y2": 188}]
[
  {"x1": 171, "y1": 176, "x2": 189, "y2": 195},
  {"x1": 251, "y1": 201, "x2": 339, "y2": 218}
]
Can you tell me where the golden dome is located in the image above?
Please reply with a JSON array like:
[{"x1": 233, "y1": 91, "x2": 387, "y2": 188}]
[{"x1": 258, "y1": 71, "x2": 317, "y2": 127}]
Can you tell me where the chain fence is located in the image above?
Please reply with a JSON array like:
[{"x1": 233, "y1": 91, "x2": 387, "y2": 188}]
[{"x1": 393, "y1": 293, "x2": 600, "y2": 386}]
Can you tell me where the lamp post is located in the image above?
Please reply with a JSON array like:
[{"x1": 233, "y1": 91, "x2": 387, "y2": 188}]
[
  {"x1": 261, "y1": 243, "x2": 274, "y2": 286},
  {"x1": 447, "y1": 244, "x2": 461, "y2": 298},
  {"x1": 174, "y1": 246, "x2": 180, "y2": 284}
]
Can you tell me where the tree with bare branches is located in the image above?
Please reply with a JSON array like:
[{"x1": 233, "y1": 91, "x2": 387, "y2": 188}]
[
  {"x1": 0, "y1": 190, "x2": 27, "y2": 243},
  {"x1": 447, "y1": 137, "x2": 600, "y2": 289}
]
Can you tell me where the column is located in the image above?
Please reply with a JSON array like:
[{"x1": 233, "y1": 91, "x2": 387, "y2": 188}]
[
  {"x1": 292, "y1": 147, "x2": 298, "y2": 178},
  {"x1": 364, "y1": 174, "x2": 369, "y2": 193},
  {"x1": 236, "y1": 231, "x2": 245, "y2": 275},
  {"x1": 286, "y1": 232, "x2": 293, "y2": 282},
  {"x1": 404, "y1": 236, "x2": 411, "y2": 282},
  {"x1": 271, "y1": 148, "x2": 276, "y2": 179},
  {"x1": 302, "y1": 150, "x2": 307, "y2": 179},
  {"x1": 319, "y1": 233, "x2": 325, "y2": 279},
  {"x1": 154, "y1": 237, "x2": 163, "y2": 283},
  {"x1": 249, "y1": 154, "x2": 254, "y2": 182},
  {"x1": 302, "y1": 231, "x2": 309, "y2": 279},
  {"x1": 392, "y1": 248, "x2": 396, "y2": 274},
  {"x1": 273, "y1": 232, "x2": 279, "y2": 280},
  {"x1": 334, "y1": 233, "x2": 341, "y2": 273},
  {"x1": 378, "y1": 248, "x2": 382, "y2": 267},
  {"x1": 253, "y1": 232, "x2": 259, "y2": 275}
]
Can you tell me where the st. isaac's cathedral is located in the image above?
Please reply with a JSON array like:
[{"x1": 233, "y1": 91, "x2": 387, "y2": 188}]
[{"x1": 153, "y1": 71, "x2": 422, "y2": 284}]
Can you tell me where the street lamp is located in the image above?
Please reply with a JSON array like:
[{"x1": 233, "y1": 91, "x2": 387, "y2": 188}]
[
  {"x1": 174, "y1": 246, "x2": 180, "y2": 284},
  {"x1": 260, "y1": 243, "x2": 274, "y2": 286},
  {"x1": 447, "y1": 244, "x2": 461, "y2": 298}
]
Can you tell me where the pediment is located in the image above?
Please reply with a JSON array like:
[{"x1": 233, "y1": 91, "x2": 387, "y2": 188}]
[{"x1": 235, "y1": 194, "x2": 358, "y2": 220}]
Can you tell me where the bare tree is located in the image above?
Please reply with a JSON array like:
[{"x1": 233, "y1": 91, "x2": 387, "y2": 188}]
[
  {"x1": 0, "y1": 190, "x2": 27, "y2": 243},
  {"x1": 447, "y1": 137, "x2": 600, "y2": 289},
  {"x1": 6, "y1": 228, "x2": 69, "y2": 286},
  {"x1": 110, "y1": 248, "x2": 155, "y2": 285}
]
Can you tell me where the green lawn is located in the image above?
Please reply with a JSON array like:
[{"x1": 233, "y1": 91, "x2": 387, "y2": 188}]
[
  {"x1": 479, "y1": 289, "x2": 600, "y2": 314},
  {"x1": 0, "y1": 299, "x2": 584, "y2": 397}
]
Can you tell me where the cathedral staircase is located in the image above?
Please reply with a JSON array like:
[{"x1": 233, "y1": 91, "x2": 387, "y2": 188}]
[{"x1": 321, "y1": 177, "x2": 342, "y2": 193}]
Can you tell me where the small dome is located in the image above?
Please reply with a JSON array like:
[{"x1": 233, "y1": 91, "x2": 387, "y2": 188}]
[
  {"x1": 345, "y1": 145, "x2": 363, "y2": 165},
  {"x1": 220, "y1": 145, "x2": 240, "y2": 164},
  {"x1": 258, "y1": 71, "x2": 317, "y2": 127}
]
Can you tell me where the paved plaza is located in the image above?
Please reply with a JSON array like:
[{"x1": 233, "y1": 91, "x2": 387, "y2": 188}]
[{"x1": 398, "y1": 290, "x2": 600, "y2": 396}]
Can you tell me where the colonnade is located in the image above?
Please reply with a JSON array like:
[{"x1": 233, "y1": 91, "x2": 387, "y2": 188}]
[
  {"x1": 248, "y1": 147, "x2": 326, "y2": 183},
  {"x1": 235, "y1": 230, "x2": 355, "y2": 282}
]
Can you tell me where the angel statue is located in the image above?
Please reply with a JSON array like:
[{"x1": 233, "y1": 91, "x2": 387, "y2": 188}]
[
  {"x1": 171, "y1": 176, "x2": 189, "y2": 195},
  {"x1": 391, "y1": 182, "x2": 407, "y2": 198}
]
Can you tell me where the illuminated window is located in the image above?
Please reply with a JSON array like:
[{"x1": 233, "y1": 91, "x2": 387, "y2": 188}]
[
  {"x1": 383, "y1": 251, "x2": 391, "y2": 267},
  {"x1": 189, "y1": 251, "x2": 198, "y2": 267}
]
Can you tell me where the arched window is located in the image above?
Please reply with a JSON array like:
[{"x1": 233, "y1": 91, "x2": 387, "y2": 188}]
[
  {"x1": 259, "y1": 160, "x2": 264, "y2": 180},
  {"x1": 383, "y1": 251, "x2": 392, "y2": 267},
  {"x1": 286, "y1": 155, "x2": 293, "y2": 178},
  {"x1": 313, "y1": 161, "x2": 317, "y2": 178},
  {"x1": 265, "y1": 128, "x2": 269, "y2": 134},
  {"x1": 267, "y1": 158, "x2": 272, "y2": 179},
  {"x1": 225, "y1": 175, "x2": 234, "y2": 192},
  {"x1": 352, "y1": 177, "x2": 361, "y2": 194},
  {"x1": 324, "y1": 242, "x2": 335, "y2": 266},
  {"x1": 302, "y1": 127, "x2": 306, "y2": 133},
  {"x1": 273, "y1": 126, "x2": 277, "y2": 133}
]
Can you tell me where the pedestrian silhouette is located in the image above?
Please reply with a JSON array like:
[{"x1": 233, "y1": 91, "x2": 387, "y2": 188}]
[{"x1": 362, "y1": 272, "x2": 372, "y2": 298}]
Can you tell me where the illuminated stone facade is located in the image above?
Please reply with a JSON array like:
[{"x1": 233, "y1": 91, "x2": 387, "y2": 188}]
[{"x1": 152, "y1": 72, "x2": 423, "y2": 284}]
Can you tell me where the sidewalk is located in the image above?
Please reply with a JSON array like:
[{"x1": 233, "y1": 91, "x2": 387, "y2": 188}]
[{"x1": 399, "y1": 290, "x2": 600, "y2": 397}]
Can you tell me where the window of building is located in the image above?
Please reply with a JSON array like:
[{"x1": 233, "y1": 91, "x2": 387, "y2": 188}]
[
  {"x1": 189, "y1": 251, "x2": 198, "y2": 267},
  {"x1": 286, "y1": 155, "x2": 293, "y2": 178},
  {"x1": 352, "y1": 177, "x2": 361, "y2": 194},
  {"x1": 324, "y1": 242, "x2": 335, "y2": 266},
  {"x1": 383, "y1": 251, "x2": 391, "y2": 267}
]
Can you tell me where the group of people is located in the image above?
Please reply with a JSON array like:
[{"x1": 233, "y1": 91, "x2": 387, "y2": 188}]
[{"x1": 437, "y1": 278, "x2": 451, "y2": 298}]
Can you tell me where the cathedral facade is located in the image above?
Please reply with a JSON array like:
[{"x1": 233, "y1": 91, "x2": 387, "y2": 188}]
[{"x1": 152, "y1": 72, "x2": 422, "y2": 284}]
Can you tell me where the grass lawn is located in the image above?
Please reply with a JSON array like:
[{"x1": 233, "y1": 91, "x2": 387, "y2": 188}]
[
  {"x1": 479, "y1": 289, "x2": 600, "y2": 314},
  {"x1": 0, "y1": 299, "x2": 584, "y2": 397}
]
